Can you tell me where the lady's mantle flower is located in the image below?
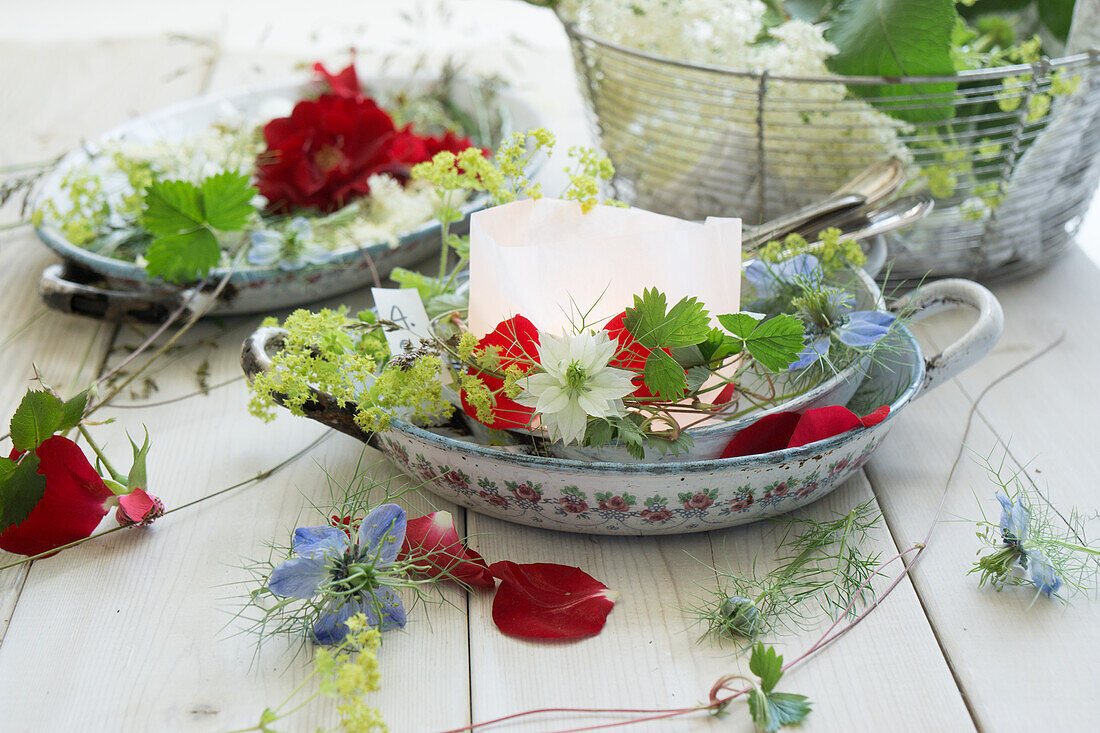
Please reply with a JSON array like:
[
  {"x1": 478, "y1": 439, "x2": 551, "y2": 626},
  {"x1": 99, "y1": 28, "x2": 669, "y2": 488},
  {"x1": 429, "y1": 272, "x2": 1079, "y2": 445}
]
[
  {"x1": 516, "y1": 330, "x2": 636, "y2": 445},
  {"x1": 268, "y1": 503, "x2": 409, "y2": 644},
  {"x1": 247, "y1": 217, "x2": 333, "y2": 271},
  {"x1": 973, "y1": 493, "x2": 1063, "y2": 598}
]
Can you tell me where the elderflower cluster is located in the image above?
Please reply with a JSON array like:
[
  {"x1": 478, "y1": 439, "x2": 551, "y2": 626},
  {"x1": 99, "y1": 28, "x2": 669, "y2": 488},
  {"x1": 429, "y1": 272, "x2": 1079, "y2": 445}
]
[{"x1": 557, "y1": 1, "x2": 911, "y2": 203}]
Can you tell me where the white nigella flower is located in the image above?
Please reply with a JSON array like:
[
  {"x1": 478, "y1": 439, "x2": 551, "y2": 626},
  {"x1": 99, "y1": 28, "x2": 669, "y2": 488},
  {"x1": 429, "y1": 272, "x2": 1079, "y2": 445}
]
[{"x1": 516, "y1": 330, "x2": 637, "y2": 446}]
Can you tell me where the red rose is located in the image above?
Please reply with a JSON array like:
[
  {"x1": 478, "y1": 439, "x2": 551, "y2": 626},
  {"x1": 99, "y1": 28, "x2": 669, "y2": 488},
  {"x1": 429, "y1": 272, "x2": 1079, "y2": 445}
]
[
  {"x1": 559, "y1": 498, "x2": 589, "y2": 514},
  {"x1": 608, "y1": 496, "x2": 630, "y2": 512},
  {"x1": 513, "y1": 483, "x2": 541, "y2": 503},
  {"x1": 0, "y1": 436, "x2": 115, "y2": 557},
  {"x1": 461, "y1": 315, "x2": 541, "y2": 429},
  {"x1": 480, "y1": 491, "x2": 509, "y2": 508},
  {"x1": 688, "y1": 493, "x2": 714, "y2": 510},
  {"x1": 256, "y1": 94, "x2": 404, "y2": 213}
]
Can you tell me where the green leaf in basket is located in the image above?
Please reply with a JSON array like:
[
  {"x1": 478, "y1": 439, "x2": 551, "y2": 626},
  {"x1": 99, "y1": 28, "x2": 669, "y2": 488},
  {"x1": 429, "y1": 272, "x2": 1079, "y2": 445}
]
[
  {"x1": 717, "y1": 312, "x2": 806, "y2": 373},
  {"x1": 623, "y1": 288, "x2": 711, "y2": 350},
  {"x1": 10, "y1": 390, "x2": 64, "y2": 451},
  {"x1": 825, "y1": 0, "x2": 959, "y2": 123},
  {"x1": 200, "y1": 170, "x2": 256, "y2": 231},
  {"x1": 1038, "y1": 0, "x2": 1074, "y2": 42},
  {"x1": 145, "y1": 229, "x2": 221, "y2": 283},
  {"x1": 0, "y1": 452, "x2": 48, "y2": 534}
]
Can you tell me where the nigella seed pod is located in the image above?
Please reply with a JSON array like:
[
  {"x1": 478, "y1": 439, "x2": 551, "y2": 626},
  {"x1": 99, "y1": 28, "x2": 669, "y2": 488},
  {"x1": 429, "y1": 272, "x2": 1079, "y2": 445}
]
[{"x1": 718, "y1": 595, "x2": 760, "y2": 638}]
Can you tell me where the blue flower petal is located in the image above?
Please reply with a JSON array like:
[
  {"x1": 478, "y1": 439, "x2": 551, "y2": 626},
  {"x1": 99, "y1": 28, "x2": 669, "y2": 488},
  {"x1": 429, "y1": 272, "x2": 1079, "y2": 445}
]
[
  {"x1": 357, "y1": 503, "x2": 407, "y2": 565},
  {"x1": 312, "y1": 599, "x2": 362, "y2": 645},
  {"x1": 267, "y1": 556, "x2": 329, "y2": 598},
  {"x1": 789, "y1": 335, "x2": 831, "y2": 371},
  {"x1": 372, "y1": 586, "x2": 407, "y2": 630},
  {"x1": 744, "y1": 260, "x2": 778, "y2": 299},
  {"x1": 276, "y1": 256, "x2": 308, "y2": 272},
  {"x1": 292, "y1": 525, "x2": 348, "y2": 559},
  {"x1": 836, "y1": 310, "x2": 895, "y2": 348},
  {"x1": 773, "y1": 254, "x2": 822, "y2": 285},
  {"x1": 301, "y1": 243, "x2": 334, "y2": 265},
  {"x1": 996, "y1": 493, "x2": 1030, "y2": 543},
  {"x1": 1024, "y1": 548, "x2": 1062, "y2": 597},
  {"x1": 288, "y1": 217, "x2": 313, "y2": 239}
]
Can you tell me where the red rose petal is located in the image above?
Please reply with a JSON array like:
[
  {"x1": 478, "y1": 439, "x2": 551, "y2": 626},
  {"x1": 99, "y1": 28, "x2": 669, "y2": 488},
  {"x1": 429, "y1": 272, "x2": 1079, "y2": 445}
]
[
  {"x1": 721, "y1": 404, "x2": 892, "y2": 458},
  {"x1": 313, "y1": 62, "x2": 362, "y2": 100},
  {"x1": 489, "y1": 561, "x2": 618, "y2": 639},
  {"x1": 720, "y1": 411, "x2": 801, "y2": 458},
  {"x1": 0, "y1": 436, "x2": 114, "y2": 557},
  {"x1": 713, "y1": 382, "x2": 738, "y2": 406},
  {"x1": 401, "y1": 511, "x2": 494, "y2": 589},
  {"x1": 787, "y1": 405, "x2": 863, "y2": 449},
  {"x1": 115, "y1": 488, "x2": 165, "y2": 527},
  {"x1": 461, "y1": 315, "x2": 541, "y2": 429}
]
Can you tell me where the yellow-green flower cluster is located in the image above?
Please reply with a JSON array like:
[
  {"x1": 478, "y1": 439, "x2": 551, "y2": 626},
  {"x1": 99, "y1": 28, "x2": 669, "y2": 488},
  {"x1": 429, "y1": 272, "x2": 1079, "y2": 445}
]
[
  {"x1": 317, "y1": 614, "x2": 387, "y2": 733},
  {"x1": 759, "y1": 228, "x2": 865, "y2": 272},
  {"x1": 247, "y1": 308, "x2": 382, "y2": 422},
  {"x1": 356, "y1": 352, "x2": 454, "y2": 433},
  {"x1": 32, "y1": 170, "x2": 111, "y2": 246},
  {"x1": 562, "y1": 145, "x2": 616, "y2": 213}
]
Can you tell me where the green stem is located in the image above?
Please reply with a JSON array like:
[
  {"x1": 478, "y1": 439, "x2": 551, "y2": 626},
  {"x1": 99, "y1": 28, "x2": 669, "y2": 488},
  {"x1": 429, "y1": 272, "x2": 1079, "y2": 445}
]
[{"x1": 77, "y1": 423, "x2": 125, "y2": 483}]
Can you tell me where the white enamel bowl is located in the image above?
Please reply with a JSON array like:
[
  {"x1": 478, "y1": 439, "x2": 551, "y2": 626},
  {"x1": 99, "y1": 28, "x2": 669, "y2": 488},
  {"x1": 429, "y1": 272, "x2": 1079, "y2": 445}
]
[{"x1": 242, "y1": 279, "x2": 1002, "y2": 534}]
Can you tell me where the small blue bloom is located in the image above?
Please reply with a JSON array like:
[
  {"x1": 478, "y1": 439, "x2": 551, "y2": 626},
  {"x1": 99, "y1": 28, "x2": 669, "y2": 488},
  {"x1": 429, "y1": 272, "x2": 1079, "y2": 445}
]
[
  {"x1": 266, "y1": 503, "x2": 409, "y2": 644},
  {"x1": 790, "y1": 335, "x2": 830, "y2": 370},
  {"x1": 745, "y1": 254, "x2": 821, "y2": 299},
  {"x1": 1024, "y1": 548, "x2": 1063, "y2": 598},
  {"x1": 247, "y1": 217, "x2": 333, "y2": 271},
  {"x1": 835, "y1": 310, "x2": 895, "y2": 348},
  {"x1": 996, "y1": 492, "x2": 1030, "y2": 544}
]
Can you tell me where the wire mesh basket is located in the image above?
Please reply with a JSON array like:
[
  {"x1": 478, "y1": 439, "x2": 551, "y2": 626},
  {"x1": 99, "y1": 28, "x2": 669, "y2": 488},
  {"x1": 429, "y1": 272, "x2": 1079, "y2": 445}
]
[{"x1": 564, "y1": 22, "x2": 1100, "y2": 281}]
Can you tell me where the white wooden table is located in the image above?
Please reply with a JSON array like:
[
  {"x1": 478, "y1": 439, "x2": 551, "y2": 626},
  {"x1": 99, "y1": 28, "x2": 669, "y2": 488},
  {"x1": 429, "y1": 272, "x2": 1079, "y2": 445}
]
[{"x1": 1, "y1": 6, "x2": 1099, "y2": 731}]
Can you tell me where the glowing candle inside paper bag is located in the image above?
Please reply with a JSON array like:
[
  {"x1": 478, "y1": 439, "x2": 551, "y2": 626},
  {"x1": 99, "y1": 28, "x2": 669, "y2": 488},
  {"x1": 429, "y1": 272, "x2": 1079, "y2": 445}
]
[{"x1": 467, "y1": 199, "x2": 741, "y2": 337}]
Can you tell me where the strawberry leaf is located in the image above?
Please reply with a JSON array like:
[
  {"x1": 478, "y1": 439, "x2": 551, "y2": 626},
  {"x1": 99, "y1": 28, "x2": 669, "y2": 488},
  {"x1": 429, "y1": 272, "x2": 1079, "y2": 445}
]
[
  {"x1": 200, "y1": 170, "x2": 256, "y2": 230},
  {"x1": 142, "y1": 179, "x2": 204, "y2": 235},
  {"x1": 10, "y1": 390, "x2": 63, "y2": 451},
  {"x1": 144, "y1": 229, "x2": 221, "y2": 283},
  {"x1": 489, "y1": 561, "x2": 618, "y2": 639}
]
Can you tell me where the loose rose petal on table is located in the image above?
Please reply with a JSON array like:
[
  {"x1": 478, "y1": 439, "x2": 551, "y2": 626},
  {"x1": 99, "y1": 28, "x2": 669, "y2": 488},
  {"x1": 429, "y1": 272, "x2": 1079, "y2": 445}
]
[
  {"x1": 401, "y1": 511, "x2": 494, "y2": 589},
  {"x1": 0, "y1": 436, "x2": 115, "y2": 557},
  {"x1": 489, "y1": 561, "x2": 618, "y2": 639}
]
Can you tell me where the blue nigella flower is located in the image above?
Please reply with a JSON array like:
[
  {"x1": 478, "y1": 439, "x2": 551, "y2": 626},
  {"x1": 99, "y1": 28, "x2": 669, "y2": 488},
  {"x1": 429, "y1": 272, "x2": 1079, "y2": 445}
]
[
  {"x1": 995, "y1": 492, "x2": 1063, "y2": 598},
  {"x1": 247, "y1": 216, "x2": 333, "y2": 271},
  {"x1": 747, "y1": 255, "x2": 894, "y2": 370},
  {"x1": 745, "y1": 253, "x2": 822, "y2": 300},
  {"x1": 267, "y1": 503, "x2": 409, "y2": 644}
]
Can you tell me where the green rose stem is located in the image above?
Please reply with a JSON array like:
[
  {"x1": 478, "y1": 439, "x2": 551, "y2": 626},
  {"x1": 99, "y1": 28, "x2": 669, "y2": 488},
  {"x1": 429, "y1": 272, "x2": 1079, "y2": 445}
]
[
  {"x1": 433, "y1": 333, "x2": 1066, "y2": 733},
  {"x1": 0, "y1": 425, "x2": 334, "y2": 573},
  {"x1": 76, "y1": 423, "x2": 123, "y2": 483}
]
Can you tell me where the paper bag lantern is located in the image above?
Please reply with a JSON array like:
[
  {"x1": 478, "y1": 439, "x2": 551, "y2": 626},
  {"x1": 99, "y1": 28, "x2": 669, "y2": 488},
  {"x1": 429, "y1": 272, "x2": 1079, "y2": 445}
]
[{"x1": 467, "y1": 198, "x2": 741, "y2": 337}]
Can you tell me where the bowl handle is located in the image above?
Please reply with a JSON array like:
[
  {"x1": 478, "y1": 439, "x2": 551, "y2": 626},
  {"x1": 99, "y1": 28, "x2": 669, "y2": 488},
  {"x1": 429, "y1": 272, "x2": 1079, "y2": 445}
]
[
  {"x1": 40, "y1": 263, "x2": 197, "y2": 323},
  {"x1": 241, "y1": 326, "x2": 384, "y2": 448},
  {"x1": 889, "y1": 279, "x2": 1004, "y2": 393}
]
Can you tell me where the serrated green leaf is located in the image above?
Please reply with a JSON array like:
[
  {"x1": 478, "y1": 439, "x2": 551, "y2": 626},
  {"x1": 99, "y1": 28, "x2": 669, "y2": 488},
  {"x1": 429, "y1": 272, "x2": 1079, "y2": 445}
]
[
  {"x1": 749, "y1": 643, "x2": 784, "y2": 693},
  {"x1": 766, "y1": 692, "x2": 812, "y2": 729},
  {"x1": 58, "y1": 390, "x2": 89, "y2": 432},
  {"x1": 200, "y1": 170, "x2": 255, "y2": 231},
  {"x1": 825, "y1": 0, "x2": 958, "y2": 123},
  {"x1": 142, "y1": 179, "x2": 204, "y2": 236},
  {"x1": 390, "y1": 267, "x2": 442, "y2": 302},
  {"x1": 698, "y1": 327, "x2": 742, "y2": 364},
  {"x1": 623, "y1": 288, "x2": 710, "y2": 349},
  {"x1": 583, "y1": 418, "x2": 614, "y2": 448},
  {"x1": 719, "y1": 313, "x2": 806, "y2": 372},
  {"x1": 144, "y1": 229, "x2": 221, "y2": 283},
  {"x1": 643, "y1": 348, "x2": 688, "y2": 400},
  {"x1": 0, "y1": 452, "x2": 47, "y2": 534},
  {"x1": 10, "y1": 390, "x2": 63, "y2": 451}
]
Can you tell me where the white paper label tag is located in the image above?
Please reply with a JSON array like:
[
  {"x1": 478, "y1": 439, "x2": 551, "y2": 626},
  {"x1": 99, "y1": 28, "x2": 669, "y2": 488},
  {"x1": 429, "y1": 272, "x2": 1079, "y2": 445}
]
[{"x1": 372, "y1": 288, "x2": 432, "y2": 355}]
